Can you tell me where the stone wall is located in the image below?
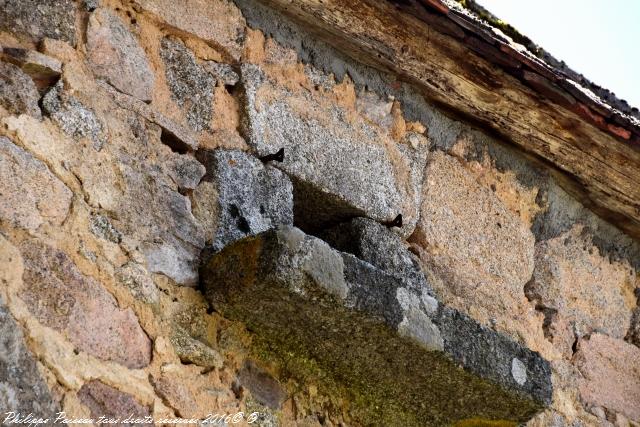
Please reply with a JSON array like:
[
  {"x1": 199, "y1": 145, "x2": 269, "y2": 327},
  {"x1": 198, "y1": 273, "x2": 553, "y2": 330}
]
[{"x1": 0, "y1": 0, "x2": 638, "y2": 426}]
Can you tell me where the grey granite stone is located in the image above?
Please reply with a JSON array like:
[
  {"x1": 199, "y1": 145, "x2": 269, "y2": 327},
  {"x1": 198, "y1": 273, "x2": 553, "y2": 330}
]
[
  {"x1": 199, "y1": 149, "x2": 293, "y2": 252},
  {"x1": 240, "y1": 64, "x2": 428, "y2": 236},
  {"x1": 87, "y1": 9, "x2": 154, "y2": 101},
  {"x1": 160, "y1": 37, "x2": 214, "y2": 132},
  {"x1": 0, "y1": 0, "x2": 77, "y2": 46},
  {"x1": 0, "y1": 61, "x2": 41, "y2": 118},
  {"x1": 0, "y1": 297, "x2": 60, "y2": 417},
  {"x1": 42, "y1": 81, "x2": 107, "y2": 150},
  {"x1": 204, "y1": 61, "x2": 239, "y2": 86},
  {"x1": 202, "y1": 226, "x2": 553, "y2": 425}
]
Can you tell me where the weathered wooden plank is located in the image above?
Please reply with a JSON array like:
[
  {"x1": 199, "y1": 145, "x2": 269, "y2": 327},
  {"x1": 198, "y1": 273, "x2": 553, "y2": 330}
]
[{"x1": 253, "y1": 0, "x2": 640, "y2": 238}]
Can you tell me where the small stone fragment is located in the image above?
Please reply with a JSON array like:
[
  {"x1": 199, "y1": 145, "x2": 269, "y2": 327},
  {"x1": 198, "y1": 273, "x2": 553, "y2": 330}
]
[
  {"x1": 166, "y1": 153, "x2": 206, "y2": 190},
  {"x1": 90, "y1": 214, "x2": 123, "y2": 243},
  {"x1": 204, "y1": 61, "x2": 239, "y2": 86},
  {"x1": 0, "y1": 136, "x2": 72, "y2": 233},
  {"x1": 1, "y1": 47, "x2": 62, "y2": 91},
  {"x1": 170, "y1": 325, "x2": 223, "y2": 368},
  {"x1": 87, "y1": 9, "x2": 155, "y2": 101},
  {"x1": 78, "y1": 380, "x2": 150, "y2": 425},
  {"x1": 115, "y1": 262, "x2": 159, "y2": 304},
  {"x1": 0, "y1": 61, "x2": 42, "y2": 118}
]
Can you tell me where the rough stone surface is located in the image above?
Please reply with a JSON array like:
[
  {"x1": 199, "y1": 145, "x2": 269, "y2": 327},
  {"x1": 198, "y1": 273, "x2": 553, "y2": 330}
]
[
  {"x1": 166, "y1": 153, "x2": 206, "y2": 190},
  {"x1": 202, "y1": 226, "x2": 552, "y2": 425},
  {"x1": 0, "y1": 297, "x2": 60, "y2": 417},
  {"x1": 410, "y1": 150, "x2": 541, "y2": 344},
  {"x1": 528, "y1": 226, "x2": 636, "y2": 353},
  {"x1": 0, "y1": 0, "x2": 77, "y2": 45},
  {"x1": 0, "y1": 136, "x2": 72, "y2": 233},
  {"x1": 0, "y1": 61, "x2": 42, "y2": 118},
  {"x1": 1, "y1": 47, "x2": 62, "y2": 90},
  {"x1": 132, "y1": 0, "x2": 245, "y2": 60},
  {"x1": 238, "y1": 360, "x2": 287, "y2": 410},
  {"x1": 115, "y1": 262, "x2": 159, "y2": 305},
  {"x1": 42, "y1": 81, "x2": 107, "y2": 150},
  {"x1": 241, "y1": 64, "x2": 428, "y2": 236},
  {"x1": 574, "y1": 334, "x2": 640, "y2": 422},
  {"x1": 204, "y1": 61, "x2": 239, "y2": 86},
  {"x1": 87, "y1": 9, "x2": 155, "y2": 102},
  {"x1": 629, "y1": 306, "x2": 640, "y2": 348},
  {"x1": 160, "y1": 37, "x2": 215, "y2": 132},
  {"x1": 199, "y1": 149, "x2": 293, "y2": 251},
  {"x1": 78, "y1": 380, "x2": 151, "y2": 425},
  {"x1": 19, "y1": 240, "x2": 152, "y2": 369},
  {"x1": 321, "y1": 217, "x2": 430, "y2": 294}
]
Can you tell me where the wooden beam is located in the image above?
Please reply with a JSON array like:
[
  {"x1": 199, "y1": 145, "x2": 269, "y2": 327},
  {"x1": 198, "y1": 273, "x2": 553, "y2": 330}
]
[{"x1": 253, "y1": 0, "x2": 640, "y2": 238}]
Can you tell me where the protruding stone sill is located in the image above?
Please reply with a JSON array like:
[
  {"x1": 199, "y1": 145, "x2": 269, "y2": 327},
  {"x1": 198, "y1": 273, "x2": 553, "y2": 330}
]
[{"x1": 202, "y1": 224, "x2": 552, "y2": 426}]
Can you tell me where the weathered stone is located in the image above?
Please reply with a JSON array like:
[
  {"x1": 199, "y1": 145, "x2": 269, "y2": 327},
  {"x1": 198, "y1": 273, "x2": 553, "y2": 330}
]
[
  {"x1": 170, "y1": 325, "x2": 223, "y2": 369},
  {"x1": 19, "y1": 240, "x2": 152, "y2": 369},
  {"x1": 78, "y1": 380, "x2": 150, "y2": 425},
  {"x1": 0, "y1": 0, "x2": 77, "y2": 46},
  {"x1": 101, "y1": 81, "x2": 198, "y2": 151},
  {"x1": 0, "y1": 62, "x2": 42, "y2": 118},
  {"x1": 629, "y1": 305, "x2": 640, "y2": 348},
  {"x1": 528, "y1": 227, "x2": 636, "y2": 353},
  {"x1": 166, "y1": 153, "x2": 206, "y2": 190},
  {"x1": 115, "y1": 262, "x2": 159, "y2": 305},
  {"x1": 202, "y1": 226, "x2": 552, "y2": 426},
  {"x1": 574, "y1": 334, "x2": 640, "y2": 422},
  {"x1": 410, "y1": 150, "x2": 538, "y2": 340},
  {"x1": 87, "y1": 9, "x2": 154, "y2": 102},
  {"x1": 321, "y1": 217, "x2": 430, "y2": 294},
  {"x1": 0, "y1": 47, "x2": 62, "y2": 91},
  {"x1": 0, "y1": 136, "x2": 72, "y2": 233},
  {"x1": 42, "y1": 81, "x2": 107, "y2": 150},
  {"x1": 90, "y1": 214, "x2": 123, "y2": 243},
  {"x1": 240, "y1": 64, "x2": 428, "y2": 236},
  {"x1": 160, "y1": 37, "x2": 214, "y2": 132},
  {"x1": 0, "y1": 297, "x2": 60, "y2": 417},
  {"x1": 132, "y1": 0, "x2": 245, "y2": 60},
  {"x1": 199, "y1": 149, "x2": 293, "y2": 251},
  {"x1": 204, "y1": 61, "x2": 239, "y2": 86},
  {"x1": 238, "y1": 360, "x2": 287, "y2": 410}
]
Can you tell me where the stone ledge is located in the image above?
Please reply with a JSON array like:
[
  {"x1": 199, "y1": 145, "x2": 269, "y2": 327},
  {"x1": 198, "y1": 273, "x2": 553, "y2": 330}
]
[{"x1": 201, "y1": 225, "x2": 552, "y2": 425}]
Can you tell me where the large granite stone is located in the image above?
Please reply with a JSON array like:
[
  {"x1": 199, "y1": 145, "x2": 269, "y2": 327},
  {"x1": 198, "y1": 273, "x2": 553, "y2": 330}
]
[
  {"x1": 19, "y1": 240, "x2": 152, "y2": 369},
  {"x1": 574, "y1": 334, "x2": 640, "y2": 423},
  {"x1": 0, "y1": 0, "x2": 77, "y2": 46},
  {"x1": 160, "y1": 37, "x2": 214, "y2": 132},
  {"x1": 528, "y1": 227, "x2": 635, "y2": 355},
  {"x1": 0, "y1": 61, "x2": 42, "y2": 118},
  {"x1": 0, "y1": 297, "x2": 60, "y2": 417},
  {"x1": 240, "y1": 64, "x2": 428, "y2": 236},
  {"x1": 87, "y1": 9, "x2": 155, "y2": 102},
  {"x1": 0, "y1": 136, "x2": 72, "y2": 234},
  {"x1": 202, "y1": 226, "x2": 552, "y2": 426},
  {"x1": 197, "y1": 149, "x2": 293, "y2": 251}
]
